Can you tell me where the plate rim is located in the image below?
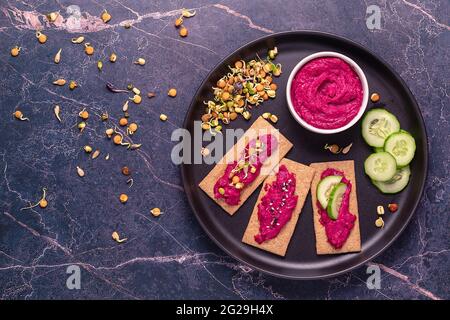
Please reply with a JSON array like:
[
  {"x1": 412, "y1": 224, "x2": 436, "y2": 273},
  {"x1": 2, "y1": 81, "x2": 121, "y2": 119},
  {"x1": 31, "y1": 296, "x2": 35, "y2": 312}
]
[{"x1": 180, "y1": 30, "x2": 428, "y2": 280}]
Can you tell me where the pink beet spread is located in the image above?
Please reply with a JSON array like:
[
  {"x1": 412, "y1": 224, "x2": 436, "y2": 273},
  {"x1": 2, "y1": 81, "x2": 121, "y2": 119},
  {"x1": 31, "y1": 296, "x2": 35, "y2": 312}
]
[
  {"x1": 317, "y1": 168, "x2": 356, "y2": 249},
  {"x1": 254, "y1": 165, "x2": 298, "y2": 244},
  {"x1": 290, "y1": 57, "x2": 363, "y2": 130},
  {"x1": 213, "y1": 134, "x2": 278, "y2": 206}
]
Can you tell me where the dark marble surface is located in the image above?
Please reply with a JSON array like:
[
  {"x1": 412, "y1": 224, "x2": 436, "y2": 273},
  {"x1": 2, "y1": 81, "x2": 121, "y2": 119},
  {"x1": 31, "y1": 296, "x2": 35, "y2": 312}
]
[{"x1": 0, "y1": 0, "x2": 448, "y2": 300}]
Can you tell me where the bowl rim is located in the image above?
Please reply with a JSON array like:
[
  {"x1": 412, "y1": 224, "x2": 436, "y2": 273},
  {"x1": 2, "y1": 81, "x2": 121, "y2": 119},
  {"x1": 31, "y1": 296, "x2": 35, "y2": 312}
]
[{"x1": 286, "y1": 51, "x2": 369, "y2": 134}]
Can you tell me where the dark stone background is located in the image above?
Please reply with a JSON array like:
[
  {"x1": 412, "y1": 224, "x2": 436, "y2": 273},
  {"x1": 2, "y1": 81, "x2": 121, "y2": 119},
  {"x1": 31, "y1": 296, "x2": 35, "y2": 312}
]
[{"x1": 0, "y1": 0, "x2": 448, "y2": 299}]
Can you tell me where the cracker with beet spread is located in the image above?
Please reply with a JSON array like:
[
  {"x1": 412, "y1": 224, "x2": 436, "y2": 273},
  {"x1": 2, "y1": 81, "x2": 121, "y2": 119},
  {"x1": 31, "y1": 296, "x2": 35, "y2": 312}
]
[
  {"x1": 310, "y1": 160, "x2": 361, "y2": 255},
  {"x1": 199, "y1": 117, "x2": 293, "y2": 215},
  {"x1": 242, "y1": 158, "x2": 315, "y2": 256}
]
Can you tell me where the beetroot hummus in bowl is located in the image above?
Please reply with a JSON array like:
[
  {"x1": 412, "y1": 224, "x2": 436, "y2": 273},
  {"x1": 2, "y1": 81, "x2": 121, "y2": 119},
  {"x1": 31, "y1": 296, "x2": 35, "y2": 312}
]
[{"x1": 286, "y1": 51, "x2": 369, "y2": 134}]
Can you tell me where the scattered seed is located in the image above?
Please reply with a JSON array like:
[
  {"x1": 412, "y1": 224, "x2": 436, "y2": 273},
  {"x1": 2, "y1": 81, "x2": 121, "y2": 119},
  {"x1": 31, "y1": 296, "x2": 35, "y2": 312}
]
[
  {"x1": 160, "y1": 114, "x2": 168, "y2": 121},
  {"x1": 168, "y1": 88, "x2": 177, "y2": 97},
  {"x1": 262, "y1": 112, "x2": 271, "y2": 120},
  {"x1": 325, "y1": 143, "x2": 341, "y2": 154},
  {"x1": 76, "y1": 166, "x2": 85, "y2": 177},
  {"x1": 10, "y1": 46, "x2": 21, "y2": 57},
  {"x1": 106, "y1": 82, "x2": 128, "y2": 93},
  {"x1": 119, "y1": 117, "x2": 128, "y2": 126},
  {"x1": 78, "y1": 109, "x2": 89, "y2": 120},
  {"x1": 127, "y1": 84, "x2": 134, "y2": 90},
  {"x1": 83, "y1": 145, "x2": 92, "y2": 153},
  {"x1": 377, "y1": 205, "x2": 385, "y2": 215},
  {"x1": 179, "y1": 26, "x2": 188, "y2": 37},
  {"x1": 113, "y1": 134, "x2": 123, "y2": 145},
  {"x1": 132, "y1": 87, "x2": 141, "y2": 95},
  {"x1": 147, "y1": 92, "x2": 156, "y2": 98},
  {"x1": 371, "y1": 93, "x2": 380, "y2": 103},
  {"x1": 131, "y1": 94, "x2": 142, "y2": 104},
  {"x1": 121, "y1": 166, "x2": 131, "y2": 176},
  {"x1": 268, "y1": 47, "x2": 278, "y2": 60},
  {"x1": 127, "y1": 178, "x2": 134, "y2": 188},
  {"x1": 13, "y1": 110, "x2": 29, "y2": 121},
  {"x1": 235, "y1": 182, "x2": 244, "y2": 189},
  {"x1": 20, "y1": 187, "x2": 48, "y2": 210},
  {"x1": 182, "y1": 9, "x2": 196, "y2": 18},
  {"x1": 150, "y1": 207, "x2": 162, "y2": 217},
  {"x1": 101, "y1": 9, "x2": 111, "y2": 23},
  {"x1": 112, "y1": 231, "x2": 127, "y2": 243},
  {"x1": 47, "y1": 12, "x2": 58, "y2": 22},
  {"x1": 269, "y1": 114, "x2": 278, "y2": 123},
  {"x1": 242, "y1": 111, "x2": 251, "y2": 120},
  {"x1": 69, "y1": 80, "x2": 78, "y2": 90},
  {"x1": 174, "y1": 17, "x2": 183, "y2": 27},
  {"x1": 388, "y1": 203, "x2": 398, "y2": 213},
  {"x1": 91, "y1": 150, "x2": 100, "y2": 159},
  {"x1": 53, "y1": 105, "x2": 62, "y2": 122},
  {"x1": 105, "y1": 153, "x2": 110, "y2": 160},
  {"x1": 39, "y1": 199, "x2": 48, "y2": 208},
  {"x1": 54, "y1": 48, "x2": 62, "y2": 63},
  {"x1": 128, "y1": 123, "x2": 138, "y2": 133},
  {"x1": 53, "y1": 79, "x2": 66, "y2": 86},
  {"x1": 341, "y1": 143, "x2": 353, "y2": 155},
  {"x1": 375, "y1": 217, "x2": 384, "y2": 228},
  {"x1": 71, "y1": 36, "x2": 85, "y2": 44},
  {"x1": 109, "y1": 53, "x2": 117, "y2": 62},
  {"x1": 119, "y1": 193, "x2": 128, "y2": 203},
  {"x1": 101, "y1": 112, "x2": 109, "y2": 121},
  {"x1": 97, "y1": 60, "x2": 103, "y2": 71},
  {"x1": 123, "y1": 111, "x2": 130, "y2": 118},
  {"x1": 84, "y1": 43, "x2": 94, "y2": 55},
  {"x1": 129, "y1": 143, "x2": 141, "y2": 150},
  {"x1": 201, "y1": 147, "x2": 210, "y2": 157},
  {"x1": 121, "y1": 101, "x2": 129, "y2": 113},
  {"x1": 218, "y1": 187, "x2": 225, "y2": 195},
  {"x1": 36, "y1": 31, "x2": 47, "y2": 44},
  {"x1": 77, "y1": 121, "x2": 86, "y2": 131},
  {"x1": 134, "y1": 58, "x2": 146, "y2": 65},
  {"x1": 105, "y1": 128, "x2": 114, "y2": 138},
  {"x1": 124, "y1": 22, "x2": 131, "y2": 29}
]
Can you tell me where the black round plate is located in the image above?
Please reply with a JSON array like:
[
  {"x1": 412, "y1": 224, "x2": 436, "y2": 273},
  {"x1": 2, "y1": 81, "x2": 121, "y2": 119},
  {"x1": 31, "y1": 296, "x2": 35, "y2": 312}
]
[{"x1": 181, "y1": 31, "x2": 428, "y2": 279}]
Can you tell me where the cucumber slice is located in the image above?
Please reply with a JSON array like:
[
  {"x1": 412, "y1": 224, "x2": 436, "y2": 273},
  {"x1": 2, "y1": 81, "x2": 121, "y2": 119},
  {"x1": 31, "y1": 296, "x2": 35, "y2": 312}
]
[
  {"x1": 374, "y1": 147, "x2": 384, "y2": 153},
  {"x1": 327, "y1": 183, "x2": 347, "y2": 220},
  {"x1": 317, "y1": 175, "x2": 343, "y2": 209},
  {"x1": 362, "y1": 109, "x2": 400, "y2": 147},
  {"x1": 384, "y1": 131, "x2": 416, "y2": 167},
  {"x1": 372, "y1": 166, "x2": 411, "y2": 194},
  {"x1": 364, "y1": 152, "x2": 397, "y2": 182}
]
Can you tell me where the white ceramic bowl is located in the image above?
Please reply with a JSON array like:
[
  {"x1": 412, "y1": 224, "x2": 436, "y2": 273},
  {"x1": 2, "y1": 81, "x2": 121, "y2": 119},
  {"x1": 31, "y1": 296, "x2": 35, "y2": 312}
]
[{"x1": 286, "y1": 51, "x2": 369, "y2": 134}]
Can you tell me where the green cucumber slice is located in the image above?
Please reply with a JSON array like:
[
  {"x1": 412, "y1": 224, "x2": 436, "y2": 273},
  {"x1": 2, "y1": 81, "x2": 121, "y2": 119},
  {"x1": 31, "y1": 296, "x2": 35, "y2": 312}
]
[
  {"x1": 384, "y1": 131, "x2": 416, "y2": 167},
  {"x1": 372, "y1": 166, "x2": 411, "y2": 194},
  {"x1": 317, "y1": 175, "x2": 343, "y2": 209},
  {"x1": 327, "y1": 183, "x2": 347, "y2": 220},
  {"x1": 364, "y1": 152, "x2": 397, "y2": 182},
  {"x1": 362, "y1": 109, "x2": 400, "y2": 147}
]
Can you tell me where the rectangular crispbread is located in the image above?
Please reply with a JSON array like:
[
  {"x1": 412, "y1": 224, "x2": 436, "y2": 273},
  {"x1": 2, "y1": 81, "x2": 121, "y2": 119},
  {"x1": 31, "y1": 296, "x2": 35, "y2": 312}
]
[
  {"x1": 199, "y1": 116, "x2": 292, "y2": 215},
  {"x1": 241, "y1": 158, "x2": 315, "y2": 256},
  {"x1": 310, "y1": 160, "x2": 361, "y2": 255}
]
